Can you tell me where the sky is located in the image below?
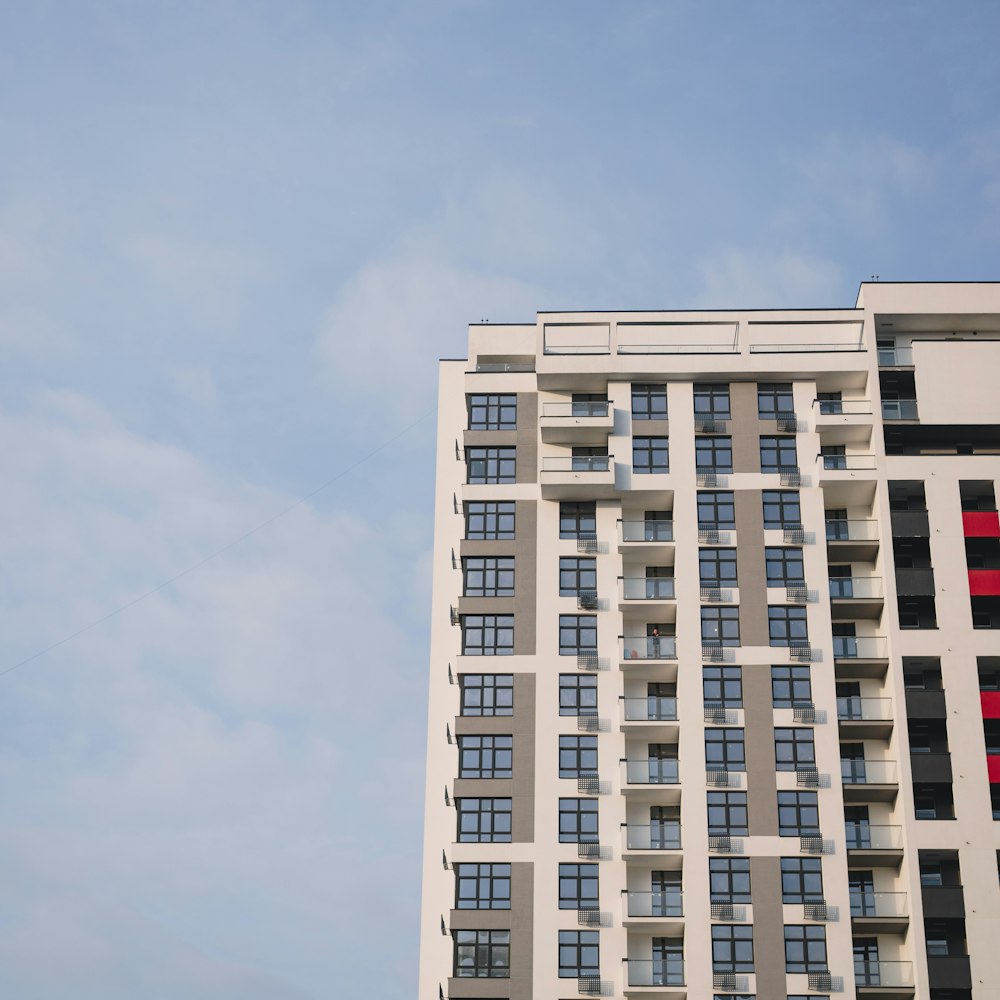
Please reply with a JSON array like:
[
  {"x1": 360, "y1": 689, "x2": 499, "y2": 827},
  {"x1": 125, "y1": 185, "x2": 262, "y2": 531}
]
[{"x1": 0, "y1": 1, "x2": 999, "y2": 997}]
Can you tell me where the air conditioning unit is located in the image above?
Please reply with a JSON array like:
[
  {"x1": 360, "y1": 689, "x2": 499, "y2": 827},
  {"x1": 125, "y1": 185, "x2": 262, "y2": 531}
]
[
  {"x1": 786, "y1": 586, "x2": 809, "y2": 604},
  {"x1": 808, "y1": 972, "x2": 835, "y2": 992},
  {"x1": 790, "y1": 643, "x2": 812, "y2": 662},
  {"x1": 578, "y1": 975, "x2": 602, "y2": 995},
  {"x1": 577, "y1": 651, "x2": 599, "y2": 671},
  {"x1": 797, "y1": 767, "x2": 821, "y2": 787},
  {"x1": 577, "y1": 590, "x2": 599, "y2": 610},
  {"x1": 794, "y1": 704, "x2": 817, "y2": 723},
  {"x1": 703, "y1": 643, "x2": 725, "y2": 661},
  {"x1": 577, "y1": 535, "x2": 599, "y2": 554},
  {"x1": 704, "y1": 705, "x2": 730, "y2": 724},
  {"x1": 577, "y1": 773, "x2": 601, "y2": 794},
  {"x1": 711, "y1": 902, "x2": 735, "y2": 920}
]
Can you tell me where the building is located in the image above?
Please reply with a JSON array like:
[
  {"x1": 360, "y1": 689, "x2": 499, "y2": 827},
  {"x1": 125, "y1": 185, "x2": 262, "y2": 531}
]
[{"x1": 418, "y1": 282, "x2": 1000, "y2": 1000}]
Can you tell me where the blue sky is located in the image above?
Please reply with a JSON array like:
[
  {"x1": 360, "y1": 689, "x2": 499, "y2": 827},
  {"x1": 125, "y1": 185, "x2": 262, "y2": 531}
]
[{"x1": 1, "y1": 2, "x2": 998, "y2": 997}]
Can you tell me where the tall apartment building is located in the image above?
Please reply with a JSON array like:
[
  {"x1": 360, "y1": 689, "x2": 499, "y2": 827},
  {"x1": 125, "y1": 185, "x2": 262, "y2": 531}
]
[{"x1": 419, "y1": 282, "x2": 1000, "y2": 1000}]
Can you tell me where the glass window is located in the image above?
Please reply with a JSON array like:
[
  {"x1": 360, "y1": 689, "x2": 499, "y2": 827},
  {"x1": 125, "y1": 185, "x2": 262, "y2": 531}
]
[
  {"x1": 696, "y1": 436, "x2": 734, "y2": 473},
  {"x1": 457, "y1": 798, "x2": 512, "y2": 842},
  {"x1": 817, "y1": 390, "x2": 843, "y2": 415},
  {"x1": 758, "y1": 383, "x2": 794, "y2": 418},
  {"x1": 771, "y1": 665, "x2": 812, "y2": 708},
  {"x1": 712, "y1": 924, "x2": 755, "y2": 972},
  {"x1": 777, "y1": 792, "x2": 820, "y2": 836},
  {"x1": 559, "y1": 674, "x2": 598, "y2": 716},
  {"x1": 703, "y1": 665, "x2": 743, "y2": 708},
  {"x1": 694, "y1": 383, "x2": 731, "y2": 417},
  {"x1": 632, "y1": 383, "x2": 667, "y2": 420},
  {"x1": 775, "y1": 728, "x2": 816, "y2": 771},
  {"x1": 634, "y1": 436, "x2": 669, "y2": 474},
  {"x1": 455, "y1": 863, "x2": 512, "y2": 909},
  {"x1": 467, "y1": 446, "x2": 516, "y2": 484},
  {"x1": 460, "y1": 674, "x2": 514, "y2": 716},
  {"x1": 558, "y1": 930, "x2": 599, "y2": 978},
  {"x1": 710, "y1": 857, "x2": 752, "y2": 903},
  {"x1": 559, "y1": 798, "x2": 599, "y2": 844},
  {"x1": 700, "y1": 548, "x2": 738, "y2": 585},
  {"x1": 458, "y1": 734, "x2": 513, "y2": 778},
  {"x1": 698, "y1": 491, "x2": 736, "y2": 529},
  {"x1": 559, "y1": 615, "x2": 597, "y2": 655},
  {"x1": 780, "y1": 858, "x2": 824, "y2": 903},
  {"x1": 467, "y1": 393, "x2": 517, "y2": 430},
  {"x1": 560, "y1": 501, "x2": 596, "y2": 539},
  {"x1": 702, "y1": 606, "x2": 741, "y2": 646},
  {"x1": 462, "y1": 615, "x2": 514, "y2": 655},
  {"x1": 707, "y1": 791, "x2": 748, "y2": 836},
  {"x1": 558, "y1": 863, "x2": 599, "y2": 909},
  {"x1": 765, "y1": 547, "x2": 805, "y2": 586},
  {"x1": 465, "y1": 500, "x2": 515, "y2": 540},
  {"x1": 706, "y1": 728, "x2": 746, "y2": 771},
  {"x1": 559, "y1": 557, "x2": 597, "y2": 597},
  {"x1": 783, "y1": 925, "x2": 827, "y2": 973},
  {"x1": 463, "y1": 556, "x2": 515, "y2": 597},
  {"x1": 454, "y1": 928, "x2": 510, "y2": 978},
  {"x1": 763, "y1": 491, "x2": 801, "y2": 529},
  {"x1": 760, "y1": 436, "x2": 798, "y2": 473},
  {"x1": 559, "y1": 736, "x2": 598, "y2": 778},
  {"x1": 768, "y1": 606, "x2": 808, "y2": 647}
]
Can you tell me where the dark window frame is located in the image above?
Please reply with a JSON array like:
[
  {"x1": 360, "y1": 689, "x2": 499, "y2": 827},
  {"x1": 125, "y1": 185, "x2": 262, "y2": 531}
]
[
  {"x1": 758, "y1": 382, "x2": 795, "y2": 418},
  {"x1": 466, "y1": 446, "x2": 516, "y2": 484},
  {"x1": 768, "y1": 606, "x2": 808, "y2": 647},
  {"x1": 462, "y1": 615, "x2": 515, "y2": 655},
  {"x1": 458, "y1": 734, "x2": 513, "y2": 779},
  {"x1": 457, "y1": 798, "x2": 513, "y2": 843},
  {"x1": 559, "y1": 674, "x2": 598, "y2": 717},
  {"x1": 707, "y1": 791, "x2": 749, "y2": 836},
  {"x1": 559, "y1": 557, "x2": 597, "y2": 597},
  {"x1": 459, "y1": 674, "x2": 514, "y2": 716},
  {"x1": 558, "y1": 863, "x2": 599, "y2": 910},
  {"x1": 763, "y1": 490, "x2": 802, "y2": 529},
  {"x1": 700, "y1": 548, "x2": 738, "y2": 585},
  {"x1": 706, "y1": 727, "x2": 746, "y2": 771},
  {"x1": 632, "y1": 383, "x2": 668, "y2": 420},
  {"x1": 463, "y1": 556, "x2": 515, "y2": 597},
  {"x1": 709, "y1": 857, "x2": 752, "y2": 904},
  {"x1": 454, "y1": 928, "x2": 511, "y2": 978},
  {"x1": 559, "y1": 615, "x2": 597, "y2": 655},
  {"x1": 467, "y1": 393, "x2": 517, "y2": 430},
  {"x1": 771, "y1": 665, "x2": 812, "y2": 708},
  {"x1": 694, "y1": 383, "x2": 731, "y2": 417},
  {"x1": 559, "y1": 735, "x2": 598, "y2": 778},
  {"x1": 558, "y1": 930, "x2": 599, "y2": 978},
  {"x1": 774, "y1": 727, "x2": 816, "y2": 772},
  {"x1": 712, "y1": 924, "x2": 755, "y2": 973},
  {"x1": 703, "y1": 665, "x2": 743, "y2": 708},
  {"x1": 702, "y1": 606, "x2": 741, "y2": 646},
  {"x1": 559, "y1": 501, "x2": 597, "y2": 540},
  {"x1": 455, "y1": 862, "x2": 512, "y2": 909},
  {"x1": 558, "y1": 797, "x2": 599, "y2": 844},
  {"x1": 783, "y1": 925, "x2": 827, "y2": 974},
  {"x1": 465, "y1": 500, "x2": 515, "y2": 540},
  {"x1": 760, "y1": 436, "x2": 798, "y2": 473},
  {"x1": 698, "y1": 491, "x2": 737, "y2": 529},
  {"x1": 765, "y1": 547, "x2": 805, "y2": 586},
  {"x1": 633, "y1": 435, "x2": 670, "y2": 474},
  {"x1": 696, "y1": 435, "x2": 734, "y2": 473},
  {"x1": 777, "y1": 791, "x2": 820, "y2": 837}
]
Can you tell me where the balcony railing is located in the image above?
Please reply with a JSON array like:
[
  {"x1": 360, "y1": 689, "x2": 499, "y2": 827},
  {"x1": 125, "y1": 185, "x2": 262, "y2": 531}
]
[
  {"x1": 837, "y1": 697, "x2": 892, "y2": 721},
  {"x1": 622, "y1": 758, "x2": 680, "y2": 785},
  {"x1": 849, "y1": 891, "x2": 908, "y2": 919},
  {"x1": 622, "y1": 696, "x2": 678, "y2": 722},
  {"x1": 621, "y1": 577, "x2": 676, "y2": 600},
  {"x1": 881, "y1": 399, "x2": 919, "y2": 421},
  {"x1": 624, "y1": 890, "x2": 684, "y2": 918},
  {"x1": 855, "y1": 960, "x2": 914, "y2": 988},
  {"x1": 621, "y1": 635, "x2": 677, "y2": 661},
  {"x1": 877, "y1": 346, "x2": 914, "y2": 367},
  {"x1": 844, "y1": 824, "x2": 902, "y2": 850},
  {"x1": 826, "y1": 518, "x2": 878, "y2": 541},
  {"x1": 833, "y1": 636, "x2": 888, "y2": 659},
  {"x1": 841, "y1": 759, "x2": 898, "y2": 785},
  {"x1": 542, "y1": 456, "x2": 612, "y2": 472},
  {"x1": 474, "y1": 361, "x2": 535, "y2": 373},
  {"x1": 814, "y1": 398, "x2": 873, "y2": 415},
  {"x1": 620, "y1": 519, "x2": 674, "y2": 542},
  {"x1": 624, "y1": 959, "x2": 685, "y2": 987},
  {"x1": 623, "y1": 822, "x2": 682, "y2": 850},
  {"x1": 819, "y1": 453, "x2": 877, "y2": 471},
  {"x1": 542, "y1": 401, "x2": 611, "y2": 417},
  {"x1": 830, "y1": 577, "x2": 884, "y2": 599}
]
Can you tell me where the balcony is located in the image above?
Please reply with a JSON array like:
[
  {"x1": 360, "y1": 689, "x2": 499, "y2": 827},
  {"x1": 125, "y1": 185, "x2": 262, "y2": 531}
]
[
  {"x1": 540, "y1": 401, "x2": 614, "y2": 444},
  {"x1": 622, "y1": 822, "x2": 682, "y2": 853},
  {"x1": 849, "y1": 891, "x2": 909, "y2": 933},
  {"x1": 817, "y1": 453, "x2": 878, "y2": 489},
  {"x1": 829, "y1": 576, "x2": 884, "y2": 618},
  {"x1": 621, "y1": 697, "x2": 679, "y2": 737},
  {"x1": 854, "y1": 960, "x2": 914, "y2": 998},
  {"x1": 619, "y1": 519, "x2": 675, "y2": 554},
  {"x1": 621, "y1": 635, "x2": 677, "y2": 665},
  {"x1": 877, "y1": 345, "x2": 914, "y2": 368},
  {"x1": 621, "y1": 758, "x2": 681, "y2": 793},
  {"x1": 826, "y1": 518, "x2": 880, "y2": 560},
  {"x1": 540, "y1": 455, "x2": 616, "y2": 499},
  {"x1": 881, "y1": 399, "x2": 919, "y2": 422},
  {"x1": 841, "y1": 758, "x2": 898, "y2": 801},
  {"x1": 623, "y1": 890, "x2": 684, "y2": 930},
  {"x1": 919, "y1": 884, "x2": 965, "y2": 918},
  {"x1": 620, "y1": 577, "x2": 676, "y2": 614},
  {"x1": 845, "y1": 824, "x2": 903, "y2": 866},
  {"x1": 624, "y1": 959, "x2": 685, "y2": 992},
  {"x1": 834, "y1": 635, "x2": 888, "y2": 667},
  {"x1": 814, "y1": 398, "x2": 874, "y2": 444},
  {"x1": 837, "y1": 697, "x2": 893, "y2": 738},
  {"x1": 909, "y1": 751, "x2": 953, "y2": 783}
]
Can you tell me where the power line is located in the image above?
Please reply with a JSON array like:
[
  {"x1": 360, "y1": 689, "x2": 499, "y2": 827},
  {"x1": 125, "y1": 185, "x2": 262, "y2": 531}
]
[{"x1": 1, "y1": 407, "x2": 435, "y2": 680}]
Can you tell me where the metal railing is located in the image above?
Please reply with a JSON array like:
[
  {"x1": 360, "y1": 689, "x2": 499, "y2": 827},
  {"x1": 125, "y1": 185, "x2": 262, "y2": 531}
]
[
  {"x1": 624, "y1": 890, "x2": 684, "y2": 918},
  {"x1": 622, "y1": 759, "x2": 680, "y2": 785},
  {"x1": 829, "y1": 576, "x2": 884, "y2": 599},
  {"x1": 621, "y1": 577, "x2": 676, "y2": 600},
  {"x1": 621, "y1": 635, "x2": 677, "y2": 661},
  {"x1": 849, "y1": 891, "x2": 908, "y2": 918},
  {"x1": 619, "y1": 519, "x2": 674, "y2": 542},
  {"x1": 819, "y1": 453, "x2": 877, "y2": 470},
  {"x1": 474, "y1": 361, "x2": 535, "y2": 372},
  {"x1": 854, "y1": 960, "x2": 914, "y2": 987},
  {"x1": 624, "y1": 959, "x2": 685, "y2": 987},
  {"x1": 814, "y1": 398, "x2": 873, "y2": 415},
  {"x1": 542, "y1": 456, "x2": 612, "y2": 472},
  {"x1": 621, "y1": 696, "x2": 678, "y2": 722},
  {"x1": 841, "y1": 759, "x2": 898, "y2": 785},
  {"x1": 826, "y1": 518, "x2": 878, "y2": 541},
  {"x1": 881, "y1": 399, "x2": 919, "y2": 420},
  {"x1": 837, "y1": 697, "x2": 892, "y2": 721},
  {"x1": 844, "y1": 824, "x2": 902, "y2": 850},
  {"x1": 623, "y1": 822, "x2": 682, "y2": 850},
  {"x1": 833, "y1": 636, "x2": 888, "y2": 659},
  {"x1": 542, "y1": 401, "x2": 611, "y2": 418}
]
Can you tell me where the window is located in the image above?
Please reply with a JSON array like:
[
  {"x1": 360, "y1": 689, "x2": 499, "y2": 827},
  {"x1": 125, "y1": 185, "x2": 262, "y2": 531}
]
[
  {"x1": 468, "y1": 393, "x2": 516, "y2": 430},
  {"x1": 634, "y1": 436, "x2": 669, "y2": 474},
  {"x1": 632, "y1": 383, "x2": 667, "y2": 420},
  {"x1": 763, "y1": 490, "x2": 802, "y2": 529},
  {"x1": 462, "y1": 615, "x2": 514, "y2": 655},
  {"x1": 694, "y1": 383, "x2": 731, "y2": 417},
  {"x1": 768, "y1": 606, "x2": 808, "y2": 647},
  {"x1": 777, "y1": 791, "x2": 820, "y2": 837},
  {"x1": 463, "y1": 556, "x2": 515, "y2": 597},
  {"x1": 559, "y1": 615, "x2": 597, "y2": 655},
  {"x1": 700, "y1": 548, "x2": 738, "y2": 585},
  {"x1": 560, "y1": 501, "x2": 596, "y2": 540},
  {"x1": 559, "y1": 863, "x2": 599, "y2": 909},
  {"x1": 455, "y1": 863, "x2": 512, "y2": 909},
  {"x1": 707, "y1": 791, "x2": 748, "y2": 836},
  {"x1": 457, "y1": 798, "x2": 512, "y2": 842},
  {"x1": 558, "y1": 930, "x2": 599, "y2": 978},
  {"x1": 924, "y1": 923, "x2": 952, "y2": 956},
  {"x1": 704, "y1": 665, "x2": 743, "y2": 708},
  {"x1": 765, "y1": 547, "x2": 805, "y2": 586},
  {"x1": 706, "y1": 728, "x2": 746, "y2": 771},
  {"x1": 571, "y1": 392, "x2": 608, "y2": 416},
  {"x1": 572, "y1": 445, "x2": 608, "y2": 470},
  {"x1": 771, "y1": 665, "x2": 812, "y2": 708},
  {"x1": 465, "y1": 500, "x2": 515, "y2": 540},
  {"x1": 820, "y1": 444, "x2": 846, "y2": 470},
  {"x1": 710, "y1": 857, "x2": 751, "y2": 903},
  {"x1": 559, "y1": 674, "x2": 598, "y2": 716},
  {"x1": 460, "y1": 674, "x2": 514, "y2": 716},
  {"x1": 559, "y1": 798, "x2": 599, "y2": 843},
  {"x1": 781, "y1": 857, "x2": 823, "y2": 903},
  {"x1": 696, "y1": 436, "x2": 734, "y2": 473},
  {"x1": 775, "y1": 728, "x2": 816, "y2": 771},
  {"x1": 712, "y1": 925, "x2": 755, "y2": 972},
  {"x1": 702, "y1": 606, "x2": 741, "y2": 646},
  {"x1": 758, "y1": 382, "x2": 794, "y2": 418},
  {"x1": 458, "y1": 735, "x2": 513, "y2": 778},
  {"x1": 760, "y1": 436, "x2": 798, "y2": 473},
  {"x1": 454, "y1": 929, "x2": 510, "y2": 978},
  {"x1": 698, "y1": 491, "x2": 736, "y2": 529},
  {"x1": 559, "y1": 735, "x2": 598, "y2": 778},
  {"x1": 559, "y1": 557, "x2": 597, "y2": 597},
  {"x1": 784, "y1": 925, "x2": 827, "y2": 973},
  {"x1": 919, "y1": 860, "x2": 943, "y2": 887},
  {"x1": 467, "y1": 446, "x2": 516, "y2": 484}
]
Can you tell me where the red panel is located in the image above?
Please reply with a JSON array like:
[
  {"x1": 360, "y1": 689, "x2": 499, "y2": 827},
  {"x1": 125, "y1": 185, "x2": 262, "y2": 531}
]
[
  {"x1": 969, "y1": 569, "x2": 1000, "y2": 595},
  {"x1": 982, "y1": 692, "x2": 1000, "y2": 719},
  {"x1": 963, "y1": 511, "x2": 1000, "y2": 537},
  {"x1": 988, "y1": 756, "x2": 1000, "y2": 784}
]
